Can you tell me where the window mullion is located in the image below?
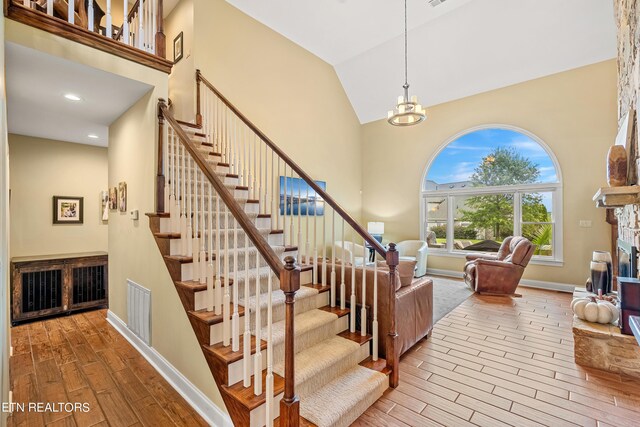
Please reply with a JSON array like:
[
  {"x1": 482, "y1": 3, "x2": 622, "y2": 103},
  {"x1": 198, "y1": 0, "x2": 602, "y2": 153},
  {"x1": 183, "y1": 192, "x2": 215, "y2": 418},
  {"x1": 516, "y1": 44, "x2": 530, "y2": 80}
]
[
  {"x1": 447, "y1": 195, "x2": 454, "y2": 252},
  {"x1": 514, "y1": 192, "x2": 522, "y2": 237}
]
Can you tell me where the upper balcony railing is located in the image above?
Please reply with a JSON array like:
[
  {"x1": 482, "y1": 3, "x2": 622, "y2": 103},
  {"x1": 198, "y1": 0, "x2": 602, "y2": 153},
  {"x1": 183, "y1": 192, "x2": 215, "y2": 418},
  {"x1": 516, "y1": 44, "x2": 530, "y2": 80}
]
[{"x1": 5, "y1": 0, "x2": 172, "y2": 73}]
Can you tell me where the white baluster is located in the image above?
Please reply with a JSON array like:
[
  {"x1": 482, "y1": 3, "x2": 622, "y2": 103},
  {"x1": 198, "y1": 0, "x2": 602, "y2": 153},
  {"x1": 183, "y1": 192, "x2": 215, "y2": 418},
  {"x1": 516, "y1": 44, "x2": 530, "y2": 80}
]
[
  {"x1": 305, "y1": 185, "x2": 310, "y2": 265},
  {"x1": 152, "y1": 0, "x2": 157, "y2": 53},
  {"x1": 271, "y1": 150, "x2": 276, "y2": 222},
  {"x1": 137, "y1": 0, "x2": 144, "y2": 49},
  {"x1": 361, "y1": 240, "x2": 367, "y2": 337},
  {"x1": 243, "y1": 232, "x2": 251, "y2": 387},
  {"x1": 168, "y1": 129, "x2": 177, "y2": 231},
  {"x1": 22, "y1": 0, "x2": 28, "y2": 8},
  {"x1": 186, "y1": 156, "x2": 193, "y2": 259},
  {"x1": 350, "y1": 250, "x2": 356, "y2": 333},
  {"x1": 180, "y1": 143, "x2": 188, "y2": 256},
  {"x1": 289, "y1": 167, "x2": 294, "y2": 244},
  {"x1": 373, "y1": 260, "x2": 379, "y2": 361},
  {"x1": 207, "y1": 183, "x2": 214, "y2": 312},
  {"x1": 223, "y1": 203, "x2": 231, "y2": 347},
  {"x1": 123, "y1": 0, "x2": 130, "y2": 44},
  {"x1": 322, "y1": 207, "x2": 326, "y2": 287},
  {"x1": 88, "y1": 1, "x2": 95, "y2": 31},
  {"x1": 215, "y1": 193, "x2": 222, "y2": 315},
  {"x1": 340, "y1": 220, "x2": 346, "y2": 311},
  {"x1": 173, "y1": 130, "x2": 180, "y2": 233},
  {"x1": 200, "y1": 171, "x2": 207, "y2": 284},
  {"x1": 68, "y1": 0, "x2": 74, "y2": 24},
  {"x1": 312, "y1": 190, "x2": 318, "y2": 284},
  {"x1": 163, "y1": 123, "x2": 170, "y2": 213},
  {"x1": 297, "y1": 175, "x2": 302, "y2": 255},
  {"x1": 232, "y1": 219, "x2": 240, "y2": 352},
  {"x1": 276, "y1": 159, "x2": 281, "y2": 230},
  {"x1": 47, "y1": 0, "x2": 53, "y2": 16},
  {"x1": 330, "y1": 209, "x2": 336, "y2": 308},
  {"x1": 265, "y1": 271, "x2": 274, "y2": 427},
  {"x1": 283, "y1": 164, "x2": 287, "y2": 243},
  {"x1": 192, "y1": 164, "x2": 200, "y2": 281},
  {"x1": 254, "y1": 253, "x2": 263, "y2": 396},
  {"x1": 106, "y1": 0, "x2": 112, "y2": 37}
]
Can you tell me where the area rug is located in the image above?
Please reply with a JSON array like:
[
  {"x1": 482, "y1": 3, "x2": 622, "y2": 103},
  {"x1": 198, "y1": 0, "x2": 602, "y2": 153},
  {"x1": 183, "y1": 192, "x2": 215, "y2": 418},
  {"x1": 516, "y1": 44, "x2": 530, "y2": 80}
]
[{"x1": 428, "y1": 275, "x2": 473, "y2": 323}]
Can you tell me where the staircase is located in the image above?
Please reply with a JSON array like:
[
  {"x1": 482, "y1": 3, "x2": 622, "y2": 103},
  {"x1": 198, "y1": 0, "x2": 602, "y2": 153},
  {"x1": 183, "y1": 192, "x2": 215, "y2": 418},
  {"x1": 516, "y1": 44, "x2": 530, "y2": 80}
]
[{"x1": 147, "y1": 71, "x2": 401, "y2": 427}]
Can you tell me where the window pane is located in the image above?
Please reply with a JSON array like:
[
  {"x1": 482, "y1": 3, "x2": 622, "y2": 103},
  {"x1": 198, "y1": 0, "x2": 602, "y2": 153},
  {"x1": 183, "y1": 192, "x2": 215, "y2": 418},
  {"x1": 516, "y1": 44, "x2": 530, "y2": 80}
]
[
  {"x1": 425, "y1": 197, "x2": 447, "y2": 248},
  {"x1": 453, "y1": 194, "x2": 513, "y2": 252},
  {"x1": 522, "y1": 223, "x2": 553, "y2": 257},
  {"x1": 522, "y1": 192, "x2": 553, "y2": 223}
]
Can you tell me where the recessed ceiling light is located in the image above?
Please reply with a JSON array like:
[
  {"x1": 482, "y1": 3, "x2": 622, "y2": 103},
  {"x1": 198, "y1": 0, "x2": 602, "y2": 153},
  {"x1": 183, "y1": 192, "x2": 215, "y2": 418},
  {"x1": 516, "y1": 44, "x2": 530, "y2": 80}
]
[
  {"x1": 88, "y1": 134, "x2": 99, "y2": 139},
  {"x1": 64, "y1": 93, "x2": 82, "y2": 101}
]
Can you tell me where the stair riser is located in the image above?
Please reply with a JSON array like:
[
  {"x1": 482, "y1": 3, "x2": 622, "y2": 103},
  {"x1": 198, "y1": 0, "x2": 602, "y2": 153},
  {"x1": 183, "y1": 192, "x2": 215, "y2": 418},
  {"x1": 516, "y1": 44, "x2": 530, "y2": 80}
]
[
  {"x1": 241, "y1": 292, "x2": 329, "y2": 330},
  {"x1": 250, "y1": 392, "x2": 283, "y2": 427},
  {"x1": 206, "y1": 315, "x2": 246, "y2": 346}
]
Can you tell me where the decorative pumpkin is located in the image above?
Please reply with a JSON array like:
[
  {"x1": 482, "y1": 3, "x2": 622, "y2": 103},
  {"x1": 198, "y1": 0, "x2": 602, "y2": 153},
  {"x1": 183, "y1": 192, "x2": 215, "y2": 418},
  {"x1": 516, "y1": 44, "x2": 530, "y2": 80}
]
[{"x1": 571, "y1": 296, "x2": 620, "y2": 324}]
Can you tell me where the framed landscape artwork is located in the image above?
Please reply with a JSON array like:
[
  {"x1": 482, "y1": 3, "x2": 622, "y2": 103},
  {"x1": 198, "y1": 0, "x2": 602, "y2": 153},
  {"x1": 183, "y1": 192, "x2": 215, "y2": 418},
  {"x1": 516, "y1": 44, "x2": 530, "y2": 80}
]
[
  {"x1": 53, "y1": 196, "x2": 83, "y2": 224},
  {"x1": 279, "y1": 176, "x2": 325, "y2": 216}
]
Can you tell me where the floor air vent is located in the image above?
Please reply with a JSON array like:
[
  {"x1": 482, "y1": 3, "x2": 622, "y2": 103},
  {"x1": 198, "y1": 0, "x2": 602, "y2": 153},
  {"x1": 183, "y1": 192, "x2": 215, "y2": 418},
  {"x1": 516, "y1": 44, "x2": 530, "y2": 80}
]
[{"x1": 127, "y1": 279, "x2": 152, "y2": 345}]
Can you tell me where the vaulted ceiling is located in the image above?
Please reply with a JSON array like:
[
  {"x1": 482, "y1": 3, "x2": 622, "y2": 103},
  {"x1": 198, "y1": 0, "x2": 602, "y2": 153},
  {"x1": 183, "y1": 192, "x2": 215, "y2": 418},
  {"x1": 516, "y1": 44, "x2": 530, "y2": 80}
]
[{"x1": 227, "y1": 0, "x2": 617, "y2": 124}]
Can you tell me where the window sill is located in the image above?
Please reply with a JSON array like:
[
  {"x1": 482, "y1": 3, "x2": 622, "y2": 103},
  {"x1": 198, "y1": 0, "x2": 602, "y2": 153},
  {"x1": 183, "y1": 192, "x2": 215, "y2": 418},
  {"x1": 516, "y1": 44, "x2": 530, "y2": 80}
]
[{"x1": 427, "y1": 249, "x2": 564, "y2": 267}]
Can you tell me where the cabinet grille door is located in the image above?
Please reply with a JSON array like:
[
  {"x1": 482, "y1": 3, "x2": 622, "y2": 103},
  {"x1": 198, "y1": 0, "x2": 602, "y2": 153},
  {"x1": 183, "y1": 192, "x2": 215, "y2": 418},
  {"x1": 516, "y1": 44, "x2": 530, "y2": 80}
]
[
  {"x1": 73, "y1": 265, "x2": 107, "y2": 304},
  {"x1": 21, "y1": 270, "x2": 63, "y2": 313}
]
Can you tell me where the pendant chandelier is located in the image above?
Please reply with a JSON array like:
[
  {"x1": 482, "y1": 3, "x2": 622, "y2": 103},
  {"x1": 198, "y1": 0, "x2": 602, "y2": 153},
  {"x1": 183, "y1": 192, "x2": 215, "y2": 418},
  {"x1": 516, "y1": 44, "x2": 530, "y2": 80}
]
[{"x1": 387, "y1": 0, "x2": 426, "y2": 126}]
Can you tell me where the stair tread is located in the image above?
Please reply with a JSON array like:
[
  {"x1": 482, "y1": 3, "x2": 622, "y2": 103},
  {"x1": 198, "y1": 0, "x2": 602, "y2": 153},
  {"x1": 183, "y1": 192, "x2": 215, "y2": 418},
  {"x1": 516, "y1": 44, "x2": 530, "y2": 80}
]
[
  {"x1": 318, "y1": 305, "x2": 350, "y2": 318},
  {"x1": 360, "y1": 356, "x2": 391, "y2": 376},
  {"x1": 338, "y1": 330, "x2": 372, "y2": 346},
  {"x1": 241, "y1": 286, "x2": 320, "y2": 312},
  {"x1": 188, "y1": 303, "x2": 245, "y2": 325},
  {"x1": 176, "y1": 119, "x2": 201, "y2": 129},
  {"x1": 164, "y1": 254, "x2": 213, "y2": 263},
  {"x1": 300, "y1": 365, "x2": 387, "y2": 427},
  {"x1": 303, "y1": 283, "x2": 330, "y2": 293},
  {"x1": 204, "y1": 335, "x2": 267, "y2": 365},
  {"x1": 222, "y1": 369, "x2": 284, "y2": 412},
  {"x1": 175, "y1": 279, "x2": 233, "y2": 292},
  {"x1": 299, "y1": 264, "x2": 314, "y2": 272},
  {"x1": 260, "y1": 308, "x2": 338, "y2": 347}
]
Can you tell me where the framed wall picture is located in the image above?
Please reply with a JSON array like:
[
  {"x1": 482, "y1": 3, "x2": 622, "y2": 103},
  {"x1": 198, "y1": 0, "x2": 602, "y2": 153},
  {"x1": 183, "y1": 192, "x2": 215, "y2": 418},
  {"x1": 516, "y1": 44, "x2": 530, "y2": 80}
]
[
  {"x1": 279, "y1": 176, "x2": 326, "y2": 216},
  {"x1": 53, "y1": 196, "x2": 84, "y2": 224},
  {"x1": 109, "y1": 187, "x2": 117, "y2": 210},
  {"x1": 118, "y1": 182, "x2": 127, "y2": 212},
  {"x1": 173, "y1": 31, "x2": 184, "y2": 64},
  {"x1": 101, "y1": 190, "x2": 109, "y2": 221}
]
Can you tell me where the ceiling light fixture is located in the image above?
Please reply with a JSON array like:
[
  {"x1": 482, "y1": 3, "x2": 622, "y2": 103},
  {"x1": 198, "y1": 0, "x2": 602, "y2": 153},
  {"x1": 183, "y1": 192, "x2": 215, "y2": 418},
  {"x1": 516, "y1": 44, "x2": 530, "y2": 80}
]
[
  {"x1": 88, "y1": 134, "x2": 99, "y2": 139},
  {"x1": 387, "y1": 0, "x2": 426, "y2": 126},
  {"x1": 64, "y1": 93, "x2": 82, "y2": 101}
]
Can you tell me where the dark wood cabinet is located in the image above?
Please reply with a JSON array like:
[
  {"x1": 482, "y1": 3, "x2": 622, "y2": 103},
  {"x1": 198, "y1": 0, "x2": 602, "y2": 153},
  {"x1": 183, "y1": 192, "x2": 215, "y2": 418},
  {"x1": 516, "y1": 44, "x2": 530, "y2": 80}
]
[{"x1": 11, "y1": 252, "x2": 108, "y2": 325}]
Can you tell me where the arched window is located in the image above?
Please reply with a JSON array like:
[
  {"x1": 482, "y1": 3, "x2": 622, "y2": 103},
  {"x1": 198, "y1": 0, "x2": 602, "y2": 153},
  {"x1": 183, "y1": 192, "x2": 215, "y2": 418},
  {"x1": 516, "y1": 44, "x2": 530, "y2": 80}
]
[{"x1": 421, "y1": 126, "x2": 562, "y2": 262}]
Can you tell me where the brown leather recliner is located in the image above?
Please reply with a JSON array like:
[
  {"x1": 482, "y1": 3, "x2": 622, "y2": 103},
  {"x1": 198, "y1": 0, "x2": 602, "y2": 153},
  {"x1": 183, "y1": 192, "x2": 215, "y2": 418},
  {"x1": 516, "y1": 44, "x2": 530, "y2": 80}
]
[
  {"x1": 463, "y1": 236, "x2": 535, "y2": 295},
  {"x1": 320, "y1": 261, "x2": 433, "y2": 359}
]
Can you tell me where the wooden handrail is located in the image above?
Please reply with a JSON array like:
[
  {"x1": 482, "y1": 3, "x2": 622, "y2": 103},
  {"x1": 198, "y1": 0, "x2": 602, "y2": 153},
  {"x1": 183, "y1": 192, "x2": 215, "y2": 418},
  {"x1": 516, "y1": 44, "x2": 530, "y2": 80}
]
[
  {"x1": 158, "y1": 100, "x2": 284, "y2": 276},
  {"x1": 196, "y1": 70, "x2": 387, "y2": 259}
]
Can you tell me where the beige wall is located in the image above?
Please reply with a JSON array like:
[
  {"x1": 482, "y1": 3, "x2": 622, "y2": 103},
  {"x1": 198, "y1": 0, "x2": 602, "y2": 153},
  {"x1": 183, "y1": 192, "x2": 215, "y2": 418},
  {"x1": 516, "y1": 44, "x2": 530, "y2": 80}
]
[
  {"x1": 361, "y1": 60, "x2": 618, "y2": 287},
  {"x1": 192, "y1": 0, "x2": 363, "y2": 221},
  {"x1": 1, "y1": 13, "x2": 10, "y2": 427},
  {"x1": 8, "y1": 135, "x2": 108, "y2": 257},
  {"x1": 165, "y1": 0, "x2": 195, "y2": 121}
]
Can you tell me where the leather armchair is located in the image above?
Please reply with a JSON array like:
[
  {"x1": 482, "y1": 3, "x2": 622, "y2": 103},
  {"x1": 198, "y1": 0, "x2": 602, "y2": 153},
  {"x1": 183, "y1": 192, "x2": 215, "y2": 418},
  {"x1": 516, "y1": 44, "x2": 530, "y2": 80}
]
[
  {"x1": 463, "y1": 236, "x2": 535, "y2": 295},
  {"x1": 333, "y1": 241, "x2": 366, "y2": 266},
  {"x1": 396, "y1": 240, "x2": 428, "y2": 277}
]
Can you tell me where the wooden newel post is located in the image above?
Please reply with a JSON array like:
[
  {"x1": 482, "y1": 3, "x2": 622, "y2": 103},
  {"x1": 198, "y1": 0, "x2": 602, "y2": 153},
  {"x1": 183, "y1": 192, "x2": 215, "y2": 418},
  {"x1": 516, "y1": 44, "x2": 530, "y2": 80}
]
[
  {"x1": 280, "y1": 256, "x2": 300, "y2": 427},
  {"x1": 196, "y1": 69, "x2": 203, "y2": 127},
  {"x1": 155, "y1": 0, "x2": 166, "y2": 58},
  {"x1": 386, "y1": 242, "x2": 399, "y2": 388},
  {"x1": 156, "y1": 98, "x2": 166, "y2": 213}
]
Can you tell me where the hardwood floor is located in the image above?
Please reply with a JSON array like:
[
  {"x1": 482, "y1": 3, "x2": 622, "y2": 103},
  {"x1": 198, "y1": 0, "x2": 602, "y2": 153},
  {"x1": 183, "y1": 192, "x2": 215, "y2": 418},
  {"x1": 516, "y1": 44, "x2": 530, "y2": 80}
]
[
  {"x1": 9, "y1": 288, "x2": 640, "y2": 426},
  {"x1": 355, "y1": 287, "x2": 640, "y2": 427},
  {"x1": 7, "y1": 309, "x2": 208, "y2": 427}
]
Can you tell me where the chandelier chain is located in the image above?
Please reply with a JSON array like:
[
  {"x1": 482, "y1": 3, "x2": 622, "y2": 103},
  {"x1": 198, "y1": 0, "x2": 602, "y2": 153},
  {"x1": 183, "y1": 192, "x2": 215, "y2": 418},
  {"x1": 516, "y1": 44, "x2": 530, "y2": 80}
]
[{"x1": 404, "y1": 0, "x2": 408, "y2": 87}]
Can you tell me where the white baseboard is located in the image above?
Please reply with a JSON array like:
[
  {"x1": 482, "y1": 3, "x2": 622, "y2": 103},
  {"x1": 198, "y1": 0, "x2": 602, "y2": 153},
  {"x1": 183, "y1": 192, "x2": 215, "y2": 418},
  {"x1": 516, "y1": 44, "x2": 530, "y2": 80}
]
[
  {"x1": 107, "y1": 310, "x2": 233, "y2": 427},
  {"x1": 426, "y1": 268, "x2": 574, "y2": 293}
]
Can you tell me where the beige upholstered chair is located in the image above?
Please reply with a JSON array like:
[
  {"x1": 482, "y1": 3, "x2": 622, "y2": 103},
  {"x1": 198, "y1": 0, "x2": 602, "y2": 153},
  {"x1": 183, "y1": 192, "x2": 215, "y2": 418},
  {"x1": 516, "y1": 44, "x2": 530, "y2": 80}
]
[
  {"x1": 463, "y1": 236, "x2": 535, "y2": 295},
  {"x1": 396, "y1": 240, "x2": 428, "y2": 277},
  {"x1": 333, "y1": 241, "x2": 367, "y2": 266}
]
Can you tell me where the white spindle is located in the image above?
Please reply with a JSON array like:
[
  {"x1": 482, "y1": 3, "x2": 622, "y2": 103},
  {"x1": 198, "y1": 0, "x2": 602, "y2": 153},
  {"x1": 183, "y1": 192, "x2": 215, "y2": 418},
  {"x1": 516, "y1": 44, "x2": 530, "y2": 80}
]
[
  {"x1": 350, "y1": 250, "x2": 356, "y2": 333},
  {"x1": 180, "y1": 143, "x2": 188, "y2": 256},
  {"x1": 276, "y1": 159, "x2": 281, "y2": 230},
  {"x1": 283, "y1": 165, "x2": 288, "y2": 243},
  {"x1": 47, "y1": 0, "x2": 53, "y2": 16},
  {"x1": 243, "y1": 232, "x2": 251, "y2": 387},
  {"x1": 88, "y1": 1, "x2": 95, "y2": 31},
  {"x1": 192, "y1": 162, "x2": 200, "y2": 280},
  {"x1": 163, "y1": 124, "x2": 170, "y2": 213},
  {"x1": 305, "y1": 185, "x2": 310, "y2": 265},
  {"x1": 137, "y1": 0, "x2": 144, "y2": 49},
  {"x1": 313, "y1": 192, "x2": 318, "y2": 284},
  {"x1": 106, "y1": 0, "x2": 112, "y2": 37},
  {"x1": 254, "y1": 253, "x2": 263, "y2": 396},
  {"x1": 361, "y1": 240, "x2": 367, "y2": 337},
  {"x1": 186, "y1": 156, "x2": 193, "y2": 259},
  {"x1": 199, "y1": 171, "x2": 207, "y2": 284},
  {"x1": 330, "y1": 209, "x2": 336, "y2": 308},
  {"x1": 264, "y1": 144, "x2": 269, "y2": 216},
  {"x1": 215, "y1": 193, "x2": 222, "y2": 315},
  {"x1": 22, "y1": 0, "x2": 28, "y2": 8},
  {"x1": 223, "y1": 203, "x2": 231, "y2": 347},
  {"x1": 173, "y1": 130, "x2": 180, "y2": 233},
  {"x1": 297, "y1": 175, "x2": 302, "y2": 254},
  {"x1": 271, "y1": 150, "x2": 276, "y2": 223},
  {"x1": 373, "y1": 261, "x2": 379, "y2": 361},
  {"x1": 340, "y1": 220, "x2": 346, "y2": 311},
  {"x1": 232, "y1": 219, "x2": 240, "y2": 351},
  {"x1": 265, "y1": 271, "x2": 274, "y2": 426},
  {"x1": 152, "y1": 0, "x2": 157, "y2": 53},
  {"x1": 322, "y1": 208, "x2": 326, "y2": 287},
  {"x1": 207, "y1": 183, "x2": 214, "y2": 312},
  {"x1": 169, "y1": 130, "x2": 178, "y2": 232},
  {"x1": 123, "y1": 0, "x2": 130, "y2": 44},
  {"x1": 68, "y1": 0, "x2": 74, "y2": 24},
  {"x1": 289, "y1": 167, "x2": 294, "y2": 244}
]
